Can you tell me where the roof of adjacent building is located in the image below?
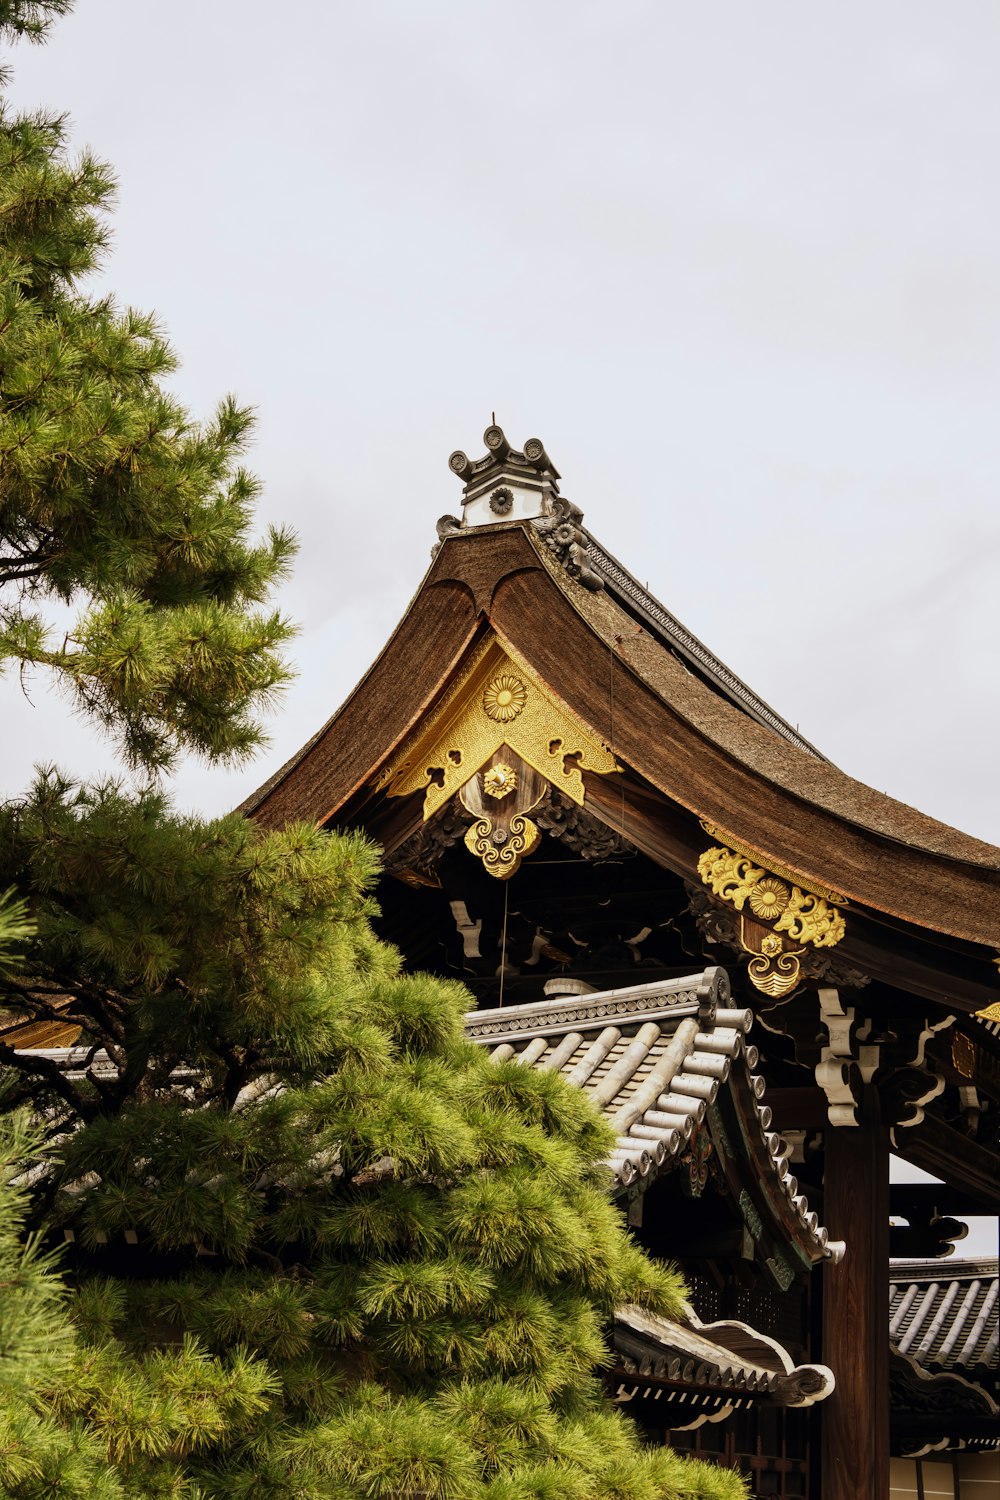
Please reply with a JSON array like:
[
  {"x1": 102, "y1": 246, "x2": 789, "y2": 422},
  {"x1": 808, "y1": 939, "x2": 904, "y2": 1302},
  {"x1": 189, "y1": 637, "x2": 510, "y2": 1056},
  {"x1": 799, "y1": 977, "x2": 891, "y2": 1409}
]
[
  {"x1": 466, "y1": 968, "x2": 841, "y2": 1271},
  {"x1": 890, "y1": 1258, "x2": 999, "y2": 1376},
  {"x1": 614, "y1": 1303, "x2": 835, "y2": 1414}
]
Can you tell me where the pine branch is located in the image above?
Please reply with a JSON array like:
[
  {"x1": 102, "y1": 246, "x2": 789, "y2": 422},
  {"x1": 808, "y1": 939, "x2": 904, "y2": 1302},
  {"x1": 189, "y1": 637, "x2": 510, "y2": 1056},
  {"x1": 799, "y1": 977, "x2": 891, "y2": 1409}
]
[{"x1": 0, "y1": 1038, "x2": 94, "y2": 1119}]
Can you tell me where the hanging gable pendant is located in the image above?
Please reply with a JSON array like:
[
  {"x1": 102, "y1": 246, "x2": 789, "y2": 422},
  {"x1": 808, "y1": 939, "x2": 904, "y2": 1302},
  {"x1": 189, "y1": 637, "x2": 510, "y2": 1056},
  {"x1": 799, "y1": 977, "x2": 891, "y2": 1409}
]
[
  {"x1": 459, "y1": 748, "x2": 544, "y2": 880},
  {"x1": 377, "y1": 633, "x2": 620, "y2": 823}
]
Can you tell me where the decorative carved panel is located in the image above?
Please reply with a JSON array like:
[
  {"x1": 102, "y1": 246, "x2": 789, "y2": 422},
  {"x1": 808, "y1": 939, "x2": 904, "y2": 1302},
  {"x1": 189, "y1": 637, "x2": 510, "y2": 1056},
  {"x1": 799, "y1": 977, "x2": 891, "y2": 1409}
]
[
  {"x1": 378, "y1": 634, "x2": 619, "y2": 822},
  {"x1": 696, "y1": 823, "x2": 848, "y2": 1000}
]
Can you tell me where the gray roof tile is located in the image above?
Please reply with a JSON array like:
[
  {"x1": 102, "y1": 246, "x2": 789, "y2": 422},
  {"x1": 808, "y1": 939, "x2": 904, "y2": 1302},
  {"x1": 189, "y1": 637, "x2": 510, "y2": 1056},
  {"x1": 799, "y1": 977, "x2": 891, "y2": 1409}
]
[
  {"x1": 889, "y1": 1259, "x2": 999, "y2": 1374},
  {"x1": 465, "y1": 966, "x2": 840, "y2": 1263}
]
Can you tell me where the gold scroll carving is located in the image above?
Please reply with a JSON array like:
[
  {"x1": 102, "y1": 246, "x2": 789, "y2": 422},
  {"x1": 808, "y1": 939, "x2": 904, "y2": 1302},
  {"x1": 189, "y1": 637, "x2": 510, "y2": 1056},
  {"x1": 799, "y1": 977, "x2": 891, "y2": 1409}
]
[
  {"x1": 464, "y1": 812, "x2": 541, "y2": 879},
  {"x1": 457, "y1": 750, "x2": 546, "y2": 881},
  {"x1": 697, "y1": 826, "x2": 847, "y2": 999},
  {"x1": 980, "y1": 959, "x2": 1000, "y2": 1022},
  {"x1": 378, "y1": 635, "x2": 619, "y2": 823}
]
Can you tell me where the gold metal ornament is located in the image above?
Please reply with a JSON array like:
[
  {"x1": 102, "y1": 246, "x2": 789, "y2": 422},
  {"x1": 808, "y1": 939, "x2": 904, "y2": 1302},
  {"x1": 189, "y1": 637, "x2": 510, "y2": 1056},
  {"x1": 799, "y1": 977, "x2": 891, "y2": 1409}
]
[
  {"x1": 378, "y1": 634, "x2": 619, "y2": 821},
  {"x1": 747, "y1": 933, "x2": 806, "y2": 999},
  {"x1": 747, "y1": 876, "x2": 790, "y2": 922},
  {"x1": 951, "y1": 1033, "x2": 975, "y2": 1078},
  {"x1": 976, "y1": 1000, "x2": 1000, "y2": 1023},
  {"x1": 697, "y1": 831, "x2": 847, "y2": 999},
  {"x1": 464, "y1": 812, "x2": 540, "y2": 880},
  {"x1": 482, "y1": 762, "x2": 518, "y2": 799},
  {"x1": 777, "y1": 892, "x2": 845, "y2": 949},
  {"x1": 482, "y1": 676, "x2": 527, "y2": 723},
  {"x1": 697, "y1": 844, "x2": 846, "y2": 948},
  {"x1": 459, "y1": 753, "x2": 545, "y2": 879}
]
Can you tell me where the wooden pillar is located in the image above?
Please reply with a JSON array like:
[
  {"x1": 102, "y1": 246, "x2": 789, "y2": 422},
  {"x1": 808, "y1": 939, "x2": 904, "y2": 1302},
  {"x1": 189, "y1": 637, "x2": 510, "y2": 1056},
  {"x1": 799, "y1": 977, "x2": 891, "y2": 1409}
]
[{"x1": 821, "y1": 1084, "x2": 890, "y2": 1500}]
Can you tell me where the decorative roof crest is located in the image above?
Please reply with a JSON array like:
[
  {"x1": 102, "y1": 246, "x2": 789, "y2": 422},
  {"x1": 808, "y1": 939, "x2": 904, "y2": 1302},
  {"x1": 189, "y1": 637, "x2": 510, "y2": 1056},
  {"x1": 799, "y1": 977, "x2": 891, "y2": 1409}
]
[
  {"x1": 439, "y1": 424, "x2": 604, "y2": 590},
  {"x1": 447, "y1": 424, "x2": 562, "y2": 527}
]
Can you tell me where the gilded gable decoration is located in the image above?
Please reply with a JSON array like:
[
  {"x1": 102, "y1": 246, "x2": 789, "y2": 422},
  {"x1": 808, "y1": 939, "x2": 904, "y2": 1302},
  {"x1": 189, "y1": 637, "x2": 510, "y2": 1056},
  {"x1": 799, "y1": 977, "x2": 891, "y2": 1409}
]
[
  {"x1": 697, "y1": 824, "x2": 847, "y2": 999},
  {"x1": 458, "y1": 750, "x2": 545, "y2": 880},
  {"x1": 378, "y1": 635, "x2": 619, "y2": 823},
  {"x1": 377, "y1": 634, "x2": 619, "y2": 879}
]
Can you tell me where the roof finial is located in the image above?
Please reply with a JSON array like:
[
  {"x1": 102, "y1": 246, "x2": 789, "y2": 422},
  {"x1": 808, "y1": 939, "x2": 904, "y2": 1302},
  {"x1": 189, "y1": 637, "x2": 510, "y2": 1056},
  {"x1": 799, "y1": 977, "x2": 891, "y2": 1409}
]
[{"x1": 445, "y1": 429, "x2": 563, "y2": 530}]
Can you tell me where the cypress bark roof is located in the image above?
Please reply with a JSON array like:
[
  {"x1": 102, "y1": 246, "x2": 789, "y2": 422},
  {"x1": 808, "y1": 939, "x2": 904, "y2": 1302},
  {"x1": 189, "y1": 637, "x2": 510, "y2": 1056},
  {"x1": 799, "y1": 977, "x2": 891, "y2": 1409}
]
[{"x1": 243, "y1": 510, "x2": 1000, "y2": 982}]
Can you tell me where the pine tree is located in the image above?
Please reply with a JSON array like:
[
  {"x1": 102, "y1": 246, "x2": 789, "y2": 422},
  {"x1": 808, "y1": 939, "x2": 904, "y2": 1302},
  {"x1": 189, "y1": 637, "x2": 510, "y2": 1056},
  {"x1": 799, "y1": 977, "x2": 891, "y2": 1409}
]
[
  {"x1": 0, "y1": 0, "x2": 293, "y2": 773},
  {"x1": 0, "y1": 9, "x2": 747, "y2": 1496},
  {"x1": 1, "y1": 781, "x2": 745, "y2": 1498},
  {"x1": 0, "y1": 882, "x2": 119, "y2": 1498},
  {"x1": 0, "y1": 1108, "x2": 124, "y2": 1499}
]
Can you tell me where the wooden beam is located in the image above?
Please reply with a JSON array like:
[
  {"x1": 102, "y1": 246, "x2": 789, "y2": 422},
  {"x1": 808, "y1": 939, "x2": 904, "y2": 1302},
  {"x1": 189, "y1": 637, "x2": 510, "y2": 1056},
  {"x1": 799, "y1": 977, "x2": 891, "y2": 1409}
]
[
  {"x1": 894, "y1": 1113, "x2": 1000, "y2": 1212},
  {"x1": 821, "y1": 1085, "x2": 889, "y2": 1500},
  {"x1": 764, "y1": 1087, "x2": 830, "y2": 1131}
]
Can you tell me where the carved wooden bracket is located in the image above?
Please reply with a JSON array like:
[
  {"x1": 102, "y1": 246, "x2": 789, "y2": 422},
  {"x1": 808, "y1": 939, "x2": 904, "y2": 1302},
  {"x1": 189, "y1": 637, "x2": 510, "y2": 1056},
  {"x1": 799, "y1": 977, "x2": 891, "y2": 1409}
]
[
  {"x1": 815, "y1": 988, "x2": 879, "y2": 1128},
  {"x1": 815, "y1": 988, "x2": 950, "y2": 1130}
]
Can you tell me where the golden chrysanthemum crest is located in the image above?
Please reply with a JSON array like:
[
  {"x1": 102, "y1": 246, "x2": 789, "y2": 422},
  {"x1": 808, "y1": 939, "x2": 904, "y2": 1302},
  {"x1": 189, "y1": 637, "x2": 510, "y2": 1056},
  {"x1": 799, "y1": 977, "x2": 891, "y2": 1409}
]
[
  {"x1": 748, "y1": 876, "x2": 790, "y2": 922},
  {"x1": 482, "y1": 674, "x2": 527, "y2": 723}
]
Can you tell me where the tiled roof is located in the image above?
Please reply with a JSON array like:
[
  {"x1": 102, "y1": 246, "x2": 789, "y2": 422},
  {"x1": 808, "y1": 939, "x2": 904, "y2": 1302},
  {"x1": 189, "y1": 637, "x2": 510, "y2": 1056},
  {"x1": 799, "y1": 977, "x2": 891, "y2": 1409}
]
[
  {"x1": 613, "y1": 1304, "x2": 834, "y2": 1416},
  {"x1": 465, "y1": 967, "x2": 841, "y2": 1264},
  {"x1": 889, "y1": 1259, "x2": 998, "y2": 1375}
]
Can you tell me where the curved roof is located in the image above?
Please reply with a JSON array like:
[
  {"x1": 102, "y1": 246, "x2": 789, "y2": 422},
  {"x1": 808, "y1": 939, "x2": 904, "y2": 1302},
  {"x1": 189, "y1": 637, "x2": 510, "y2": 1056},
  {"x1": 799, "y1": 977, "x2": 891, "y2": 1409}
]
[
  {"x1": 244, "y1": 515, "x2": 1000, "y2": 980},
  {"x1": 614, "y1": 1303, "x2": 835, "y2": 1411},
  {"x1": 889, "y1": 1261, "x2": 998, "y2": 1457},
  {"x1": 890, "y1": 1259, "x2": 998, "y2": 1376}
]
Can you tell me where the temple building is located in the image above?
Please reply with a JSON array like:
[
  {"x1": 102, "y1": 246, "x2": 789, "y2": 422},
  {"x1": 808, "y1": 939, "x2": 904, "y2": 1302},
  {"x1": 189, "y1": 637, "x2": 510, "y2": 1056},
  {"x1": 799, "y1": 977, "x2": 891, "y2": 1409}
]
[{"x1": 244, "y1": 429, "x2": 1000, "y2": 1499}]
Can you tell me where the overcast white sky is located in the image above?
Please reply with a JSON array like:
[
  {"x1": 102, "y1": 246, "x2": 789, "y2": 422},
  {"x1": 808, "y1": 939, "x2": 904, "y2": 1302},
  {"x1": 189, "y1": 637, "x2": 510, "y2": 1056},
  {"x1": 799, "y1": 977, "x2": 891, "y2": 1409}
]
[
  {"x1": 3, "y1": 0, "x2": 1000, "y2": 844},
  {"x1": 3, "y1": 1, "x2": 998, "y2": 1254}
]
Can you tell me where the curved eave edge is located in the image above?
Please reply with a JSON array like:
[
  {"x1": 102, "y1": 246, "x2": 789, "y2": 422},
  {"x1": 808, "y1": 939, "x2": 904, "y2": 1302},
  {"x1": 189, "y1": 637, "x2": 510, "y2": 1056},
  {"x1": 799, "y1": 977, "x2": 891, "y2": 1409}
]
[
  {"x1": 241, "y1": 520, "x2": 1000, "y2": 949},
  {"x1": 614, "y1": 1303, "x2": 835, "y2": 1407},
  {"x1": 891, "y1": 1346, "x2": 999, "y2": 1415},
  {"x1": 506, "y1": 526, "x2": 1000, "y2": 945},
  {"x1": 467, "y1": 971, "x2": 839, "y2": 1268},
  {"x1": 238, "y1": 568, "x2": 484, "y2": 826}
]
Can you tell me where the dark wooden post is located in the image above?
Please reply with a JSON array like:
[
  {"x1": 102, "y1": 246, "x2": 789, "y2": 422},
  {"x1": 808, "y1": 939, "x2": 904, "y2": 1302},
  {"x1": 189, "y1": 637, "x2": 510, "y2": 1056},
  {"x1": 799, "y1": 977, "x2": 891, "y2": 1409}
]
[{"x1": 821, "y1": 1084, "x2": 890, "y2": 1500}]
